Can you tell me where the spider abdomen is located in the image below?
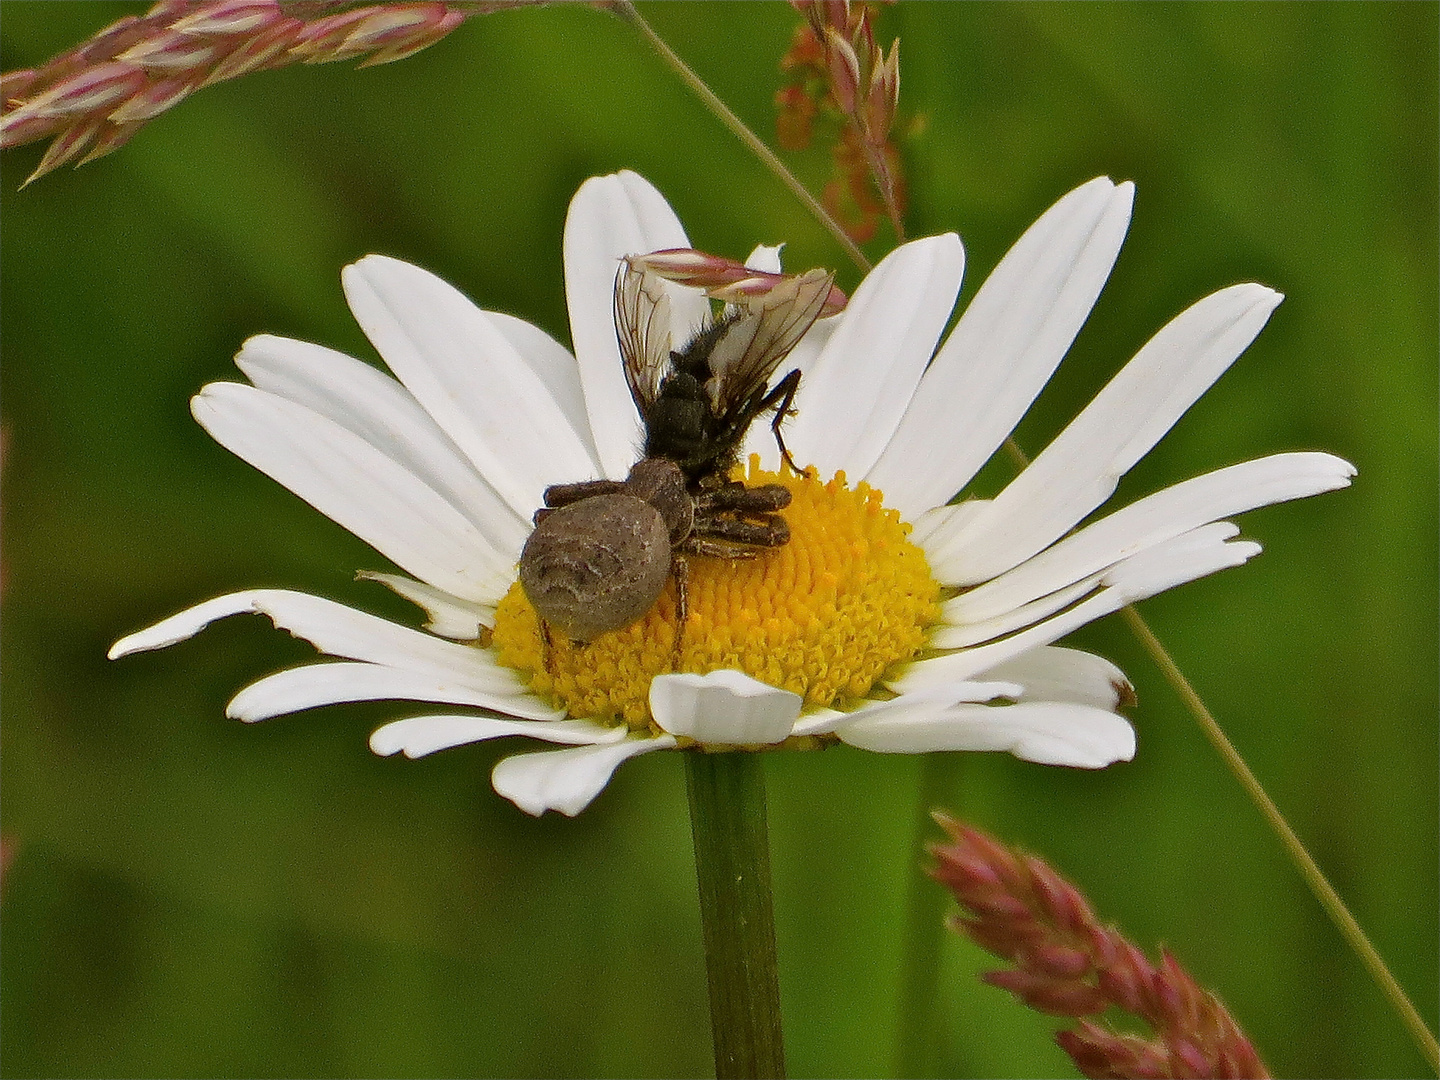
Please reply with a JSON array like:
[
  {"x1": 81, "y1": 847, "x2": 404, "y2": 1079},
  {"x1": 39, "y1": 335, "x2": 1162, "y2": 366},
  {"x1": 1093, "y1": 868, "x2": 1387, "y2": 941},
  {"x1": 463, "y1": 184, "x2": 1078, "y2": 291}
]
[{"x1": 519, "y1": 493, "x2": 672, "y2": 642}]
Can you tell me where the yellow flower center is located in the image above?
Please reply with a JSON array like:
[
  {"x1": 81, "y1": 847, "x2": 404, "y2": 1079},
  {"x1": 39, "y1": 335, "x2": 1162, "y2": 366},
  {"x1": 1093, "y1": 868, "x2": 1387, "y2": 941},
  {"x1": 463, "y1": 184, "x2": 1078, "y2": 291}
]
[{"x1": 491, "y1": 461, "x2": 941, "y2": 735}]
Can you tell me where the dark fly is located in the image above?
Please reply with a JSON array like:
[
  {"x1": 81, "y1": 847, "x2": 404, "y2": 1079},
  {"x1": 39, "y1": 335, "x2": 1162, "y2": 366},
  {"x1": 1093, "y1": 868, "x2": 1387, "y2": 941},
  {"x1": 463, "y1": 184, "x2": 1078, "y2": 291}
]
[{"x1": 616, "y1": 255, "x2": 836, "y2": 486}]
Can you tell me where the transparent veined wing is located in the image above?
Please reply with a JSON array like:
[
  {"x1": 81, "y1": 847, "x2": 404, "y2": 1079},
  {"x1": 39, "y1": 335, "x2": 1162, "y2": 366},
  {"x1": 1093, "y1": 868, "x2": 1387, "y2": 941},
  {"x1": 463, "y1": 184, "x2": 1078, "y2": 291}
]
[
  {"x1": 614, "y1": 258, "x2": 676, "y2": 415},
  {"x1": 704, "y1": 268, "x2": 834, "y2": 415}
]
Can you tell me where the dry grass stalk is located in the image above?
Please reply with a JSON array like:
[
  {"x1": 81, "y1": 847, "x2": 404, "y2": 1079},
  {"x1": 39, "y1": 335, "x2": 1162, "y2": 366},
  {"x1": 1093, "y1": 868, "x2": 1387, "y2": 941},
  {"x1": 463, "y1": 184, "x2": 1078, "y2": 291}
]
[
  {"x1": 929, "y1": 813, "x2": 1270, "y2": 1080},
  {"x1": 776, "y1": 0, "x2": 904, "y2": 243},
  {"x1": 1, "y1": 0, "x2": 533, "y2": 186}
]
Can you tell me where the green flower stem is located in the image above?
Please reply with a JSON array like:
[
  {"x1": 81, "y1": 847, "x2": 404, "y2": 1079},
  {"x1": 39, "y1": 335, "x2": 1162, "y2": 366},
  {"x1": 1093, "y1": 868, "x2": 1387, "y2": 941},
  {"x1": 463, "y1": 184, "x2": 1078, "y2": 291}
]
[{"x1": 685, "y1": 751, "x2": 787, "y2": 1079}]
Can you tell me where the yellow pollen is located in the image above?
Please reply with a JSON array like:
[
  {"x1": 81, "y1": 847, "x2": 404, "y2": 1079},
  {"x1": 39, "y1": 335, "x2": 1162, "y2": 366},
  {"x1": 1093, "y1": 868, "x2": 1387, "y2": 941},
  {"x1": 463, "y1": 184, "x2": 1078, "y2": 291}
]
[{"x1": 490, "y1": 459, "x2": 941, "y2": 735}]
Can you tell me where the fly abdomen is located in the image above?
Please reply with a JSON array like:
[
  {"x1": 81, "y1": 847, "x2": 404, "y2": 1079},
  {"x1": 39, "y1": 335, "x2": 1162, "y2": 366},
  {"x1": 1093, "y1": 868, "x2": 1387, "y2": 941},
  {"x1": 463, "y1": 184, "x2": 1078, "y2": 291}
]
[{"x1": 645, "y1": 400, "x2": 707, "y2": 460}]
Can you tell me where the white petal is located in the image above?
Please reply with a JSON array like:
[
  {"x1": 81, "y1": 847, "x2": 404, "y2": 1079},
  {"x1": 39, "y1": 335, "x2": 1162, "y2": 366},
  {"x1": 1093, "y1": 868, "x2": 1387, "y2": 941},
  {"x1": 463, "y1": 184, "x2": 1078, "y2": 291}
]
[
  {"x1": 802, "y1": 681, "x2": 1022, "y2": 737},
  {"x1": 936, "y1": 571, "x2": 1106, "y2": 650},
  {"x1": 227, "y1": 661, "x2": 560, "y2": 723},
  {"x1": 895, "y1": 523, "x2": 1261, "y2": 689},
  {"x1": 650, "y1": 670, "x2": 802, "y2": 745},
  {"x1": 192, "y1": 384, "x2": 512, "y2": 604},
  {"x1": 838, "y1": 700, "x2": 1135, "y2": 768},
  {"x1": 866, "y1": 178, "x2": 1135, "y2": 517},
  {"x1": 370, "y1": 714, "x2": 624, "y2": 758},
  {"x1": 491, "y1": 735, "x2": 678, "y2": 817},
  {"x1": 789, "y1": 708, "x2": 848, "y2": 737},
  {"x1": 945, "y1": 451, "x2": 1355, "y2": 622},
  {"x1": 784, "y1": 234, "x2": 964, "y2": 478},
  {"x1": 485, "y1": 311, "x2": 600, "y2": 467},
  {"x1": 356, "y1": 571, "x2": 489, "y2": 640},
  {"x1": 234, "y1": 334, "x2": 530, "y2": 559},
  {"x1": 108, "y1": 589, "x2": 520, "y2": 691},
  {"x1": 1103, "y1": 520, "x2": 1260, "y2": 596},
  {"x1": 342, "y1": 255, "x2": 599, "y2": 517},
  {"x1": 745, "y1": 244, "x2": 785, "y2": 273},
  {"x1": 946, "y1": 283, "x2": 1282, "y2": 584},
  {"x1": 564, "y1": 171, "x2": 706, "y2": 478},
  {"x1": 979, "y1": 647, "x2": 1133, "y2": 711},
  {"x1": 911, "y1": 499, "x2": 989, "y2": 576}
]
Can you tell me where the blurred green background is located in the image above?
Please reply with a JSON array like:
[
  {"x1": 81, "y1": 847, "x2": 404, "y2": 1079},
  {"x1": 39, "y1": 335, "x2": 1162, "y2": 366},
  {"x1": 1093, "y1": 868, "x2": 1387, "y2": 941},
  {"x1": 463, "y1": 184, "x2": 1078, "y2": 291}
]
[{"x1": 2, "y1": 3, "x2": 1435, "y2": 1077}]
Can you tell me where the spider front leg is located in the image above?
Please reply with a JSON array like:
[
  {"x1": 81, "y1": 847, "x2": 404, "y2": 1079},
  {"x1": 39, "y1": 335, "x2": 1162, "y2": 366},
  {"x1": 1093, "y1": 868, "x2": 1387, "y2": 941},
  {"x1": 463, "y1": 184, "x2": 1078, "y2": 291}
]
[
  {"x1": 681, "y1": 537, "x2": 764, "y2": 559},
  {"x1": 539, "y1": 478, "x2": 627, "y2": 512},
  {"x1": 691, "y1": 512, "x2": 790, "y2": 548},
  {"x1": 694, "y1": 482, "x2": 792, "y2": 515}
]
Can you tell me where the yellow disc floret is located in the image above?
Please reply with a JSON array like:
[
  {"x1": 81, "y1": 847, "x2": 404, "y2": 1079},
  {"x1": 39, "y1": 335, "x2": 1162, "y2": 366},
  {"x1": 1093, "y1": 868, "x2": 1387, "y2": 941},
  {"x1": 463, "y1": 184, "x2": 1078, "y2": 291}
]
[{"x1": 491, "y1": 460, "x2": 941, "y2": 734}]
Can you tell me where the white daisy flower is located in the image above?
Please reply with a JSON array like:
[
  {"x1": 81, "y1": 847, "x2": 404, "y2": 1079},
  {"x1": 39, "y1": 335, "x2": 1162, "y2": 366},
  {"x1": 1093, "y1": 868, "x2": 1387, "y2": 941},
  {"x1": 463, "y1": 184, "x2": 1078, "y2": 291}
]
[{"x1": 110, "y1": 170, "x2": 1355, "y2": 817}]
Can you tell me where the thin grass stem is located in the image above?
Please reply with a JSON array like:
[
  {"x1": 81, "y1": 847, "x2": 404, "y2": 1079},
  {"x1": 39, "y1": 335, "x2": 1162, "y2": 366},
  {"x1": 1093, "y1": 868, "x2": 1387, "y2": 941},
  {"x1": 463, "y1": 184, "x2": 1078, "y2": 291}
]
[
  {"x1": 893, "y1": 754, "x2": 965, "y2": 1078},
  {"x1": 612, "y1": 0, "x2": 871, "y2": 272},
  {"x1": 623, "y1": 6, "x2": 1437, "y2": 1070},
  {"x1": 1012, "y1": 435, "x2": 1437, "y2": 1071},
  {"x1": 1119, "y1": 607, "x2": 1440, "y2": 1074}
]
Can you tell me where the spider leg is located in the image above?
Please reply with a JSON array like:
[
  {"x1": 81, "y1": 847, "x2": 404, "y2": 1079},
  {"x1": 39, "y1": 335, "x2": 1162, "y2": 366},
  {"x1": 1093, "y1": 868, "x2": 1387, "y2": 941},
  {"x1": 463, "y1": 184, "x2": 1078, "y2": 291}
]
[
  {"x1": 671, "y1": 554, "x2": 689, "y2": 671},
  {"x1": 694, "y1": 482, "x2": 791, "y2": 514},
  {"x1": 679, "y1": 537, "x2": 763, "y2": 560},
  {"x1": 691, "y1": 512, "x2": 790, "y2": 547},
  {"x1": 541, "y1": 478, "x2": 627, "y2": 510}
]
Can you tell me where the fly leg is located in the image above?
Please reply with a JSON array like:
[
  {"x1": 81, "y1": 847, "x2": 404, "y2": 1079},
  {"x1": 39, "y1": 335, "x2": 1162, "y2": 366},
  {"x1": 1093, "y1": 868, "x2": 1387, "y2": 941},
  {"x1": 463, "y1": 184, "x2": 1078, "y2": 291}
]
[{"x1": 758, "y1": 369, "x2": 803, "y2": 475}]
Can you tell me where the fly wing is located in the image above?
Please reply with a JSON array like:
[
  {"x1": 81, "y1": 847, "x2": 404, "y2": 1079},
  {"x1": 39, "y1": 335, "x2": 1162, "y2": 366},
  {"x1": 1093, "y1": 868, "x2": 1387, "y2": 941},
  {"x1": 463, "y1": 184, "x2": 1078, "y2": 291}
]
[
  {"x1": 703, "y1": 268, "x2": 834, "y2": 415},
  {"x1": 613, "y1": 258, "x2": 675, "y2": 415}
]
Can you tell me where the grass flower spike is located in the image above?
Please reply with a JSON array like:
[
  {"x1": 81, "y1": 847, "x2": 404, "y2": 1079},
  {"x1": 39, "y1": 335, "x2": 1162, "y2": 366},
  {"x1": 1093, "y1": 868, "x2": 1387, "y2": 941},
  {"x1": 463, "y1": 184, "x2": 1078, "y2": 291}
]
[
  {"x1": 931, "y1": 814, "x2": 1270, "y2": 1079},
  {"x1": 109, "y1": 170, "x2": 1354, "y2": 816},
  {"x1": 778, "y1": 0, "x2": 906, "y2": 242},
  {"x1": 0, "y1": 0, "x2": 512, "y2": 186}
]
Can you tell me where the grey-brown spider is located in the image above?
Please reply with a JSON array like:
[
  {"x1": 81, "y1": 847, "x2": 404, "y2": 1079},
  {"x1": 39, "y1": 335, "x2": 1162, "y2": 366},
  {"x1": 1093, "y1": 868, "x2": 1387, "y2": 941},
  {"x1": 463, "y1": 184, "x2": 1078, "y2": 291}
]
[
  {"x1": 518, "y1": 457, "x2": 791, "y2": 652},
  {"x1": 518, "y1": 252, "x2": 836, "y2": 662}
]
